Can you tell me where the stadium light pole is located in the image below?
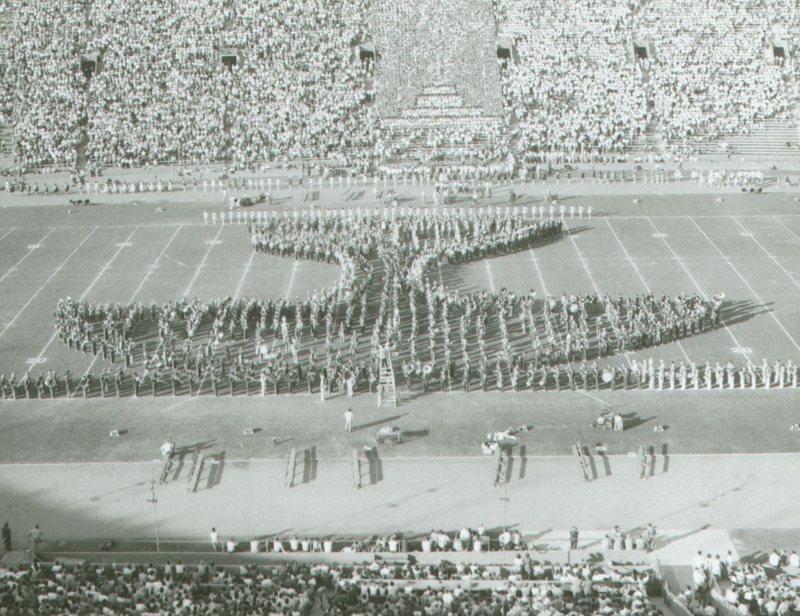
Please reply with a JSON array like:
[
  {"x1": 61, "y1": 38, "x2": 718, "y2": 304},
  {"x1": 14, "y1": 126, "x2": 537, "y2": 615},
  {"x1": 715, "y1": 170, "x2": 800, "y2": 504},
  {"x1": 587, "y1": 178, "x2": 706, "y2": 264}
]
[{"x1": 148, "y1": 469, "x2": 160, "y2": 553}]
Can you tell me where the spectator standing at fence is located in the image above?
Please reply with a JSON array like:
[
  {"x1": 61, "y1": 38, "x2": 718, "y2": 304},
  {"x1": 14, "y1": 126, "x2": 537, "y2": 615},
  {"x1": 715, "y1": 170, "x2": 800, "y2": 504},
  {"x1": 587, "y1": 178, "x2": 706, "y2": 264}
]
[
  {"x1": 645, "y1": 523, "x2": 657, "y2": 551},
  {"x1": 210, "y1": 527, "x2": 219, "y2": 551},
  {"x1": 570, "y1": 526, "x2": 579, "y2": 550},
  {"x1": 27, "y1": 524, "x2": 42, "y2": 558},
  {"x1": 1, "y1": 522, "x2": 10, "y2": 551}
]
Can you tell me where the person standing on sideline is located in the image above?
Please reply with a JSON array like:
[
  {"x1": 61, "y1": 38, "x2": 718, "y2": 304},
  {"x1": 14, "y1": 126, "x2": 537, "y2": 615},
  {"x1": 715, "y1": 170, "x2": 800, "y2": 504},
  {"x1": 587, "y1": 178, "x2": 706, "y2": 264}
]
[
  {"x1": 344, "y1": 408, "x2": 354, "y2": 432},
  {"x1": 1, "y1": 522, "x2": 10, "y2": 551},
  {"x1": 210, "y1": 527, "x2": 219, "y2": 551},
  {"x1": 28, "y1": 524, "x2": 42, "y2": 558},
  {"x1": 570, "y1": 526, "x2": 579, "y2": 550}
]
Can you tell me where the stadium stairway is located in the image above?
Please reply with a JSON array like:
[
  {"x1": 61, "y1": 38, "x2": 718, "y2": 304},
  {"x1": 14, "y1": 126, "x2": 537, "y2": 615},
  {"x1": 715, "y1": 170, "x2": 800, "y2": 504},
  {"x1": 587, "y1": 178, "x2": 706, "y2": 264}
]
[
  {"x1": 671, "y1": 119, "x2": 800, "y2": 158},
  {"x1": 379, "y1": 84, "x2": 506, "y2": 164},
  {"x1": 0, "y1": 10, "x2": 13, "y2": 170},
  {"x1": 0, "y1": 124, "x2": 13, "y2": 170}
]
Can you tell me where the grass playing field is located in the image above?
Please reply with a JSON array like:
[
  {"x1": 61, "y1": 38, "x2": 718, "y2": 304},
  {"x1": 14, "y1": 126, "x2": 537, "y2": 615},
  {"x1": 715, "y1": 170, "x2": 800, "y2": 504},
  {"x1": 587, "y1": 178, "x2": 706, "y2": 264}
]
[{"x1": 2, "y1": 186, "x2": 800, "y2": 382}]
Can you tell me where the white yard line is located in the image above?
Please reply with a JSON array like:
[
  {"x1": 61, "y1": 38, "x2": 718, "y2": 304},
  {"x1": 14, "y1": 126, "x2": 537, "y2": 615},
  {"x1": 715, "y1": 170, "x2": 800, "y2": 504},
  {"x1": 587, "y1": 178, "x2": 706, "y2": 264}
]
[
  {"x1": 184, "y1": 226, "x2": 224, "y2": 297},
  {"x1": 130, "y1": 225, "x2": 183, "y2": 302},
  {"x1": 233, "y1": 249, "x2": 257, "y2": 301},
  {"x1": 0, "y1": 228, "x2": 98, "y2": 341},
  {"x1": 285, "y1": 260, "x2": 300, "y2": 298},
  {"x1": 0, "y1": 228, "x2": 15, "y2": 244},
  {"x1": 0, "y1": 228, "x2": 55, "y2": 285},
  {"x1": 85, "y1": 226, "x2": 182, "y2": 374},
  {"x1": 26, "y1": 227, "x2": 140, "y2": 374},
  {"x1": 732, "y1": 217, "x2": 800, "y2": 293},
  {"x1": 561, "y1": 219, "x2": 601, "y2": 296},
  {"x1": 484, "y1": 259, "x2": 496, "y2": 293},
  {"x1": 688, "y1": 217, "x2": 800, "y2": 355},
  {"x1": 576, "y1": 390, "x2": 614, "y2": 407},
  {"x1": 560, "y1": 219, "x2": 632, "y2": 367},
  {"x1": 528, "y1": 248, "x2": 548, "y2": 296},
  {"x1": 161, "y1": 397, "x2": 196, "y2": 413},
  {"x1": 604, "y1": 219, "x2": 692, "y2": 364},
  {"x1": 773, "y1": 216, "x2": 800, "y2": 243},
  {"x1": 645, "y1": 217, "x2": 754, "y2": 366}
]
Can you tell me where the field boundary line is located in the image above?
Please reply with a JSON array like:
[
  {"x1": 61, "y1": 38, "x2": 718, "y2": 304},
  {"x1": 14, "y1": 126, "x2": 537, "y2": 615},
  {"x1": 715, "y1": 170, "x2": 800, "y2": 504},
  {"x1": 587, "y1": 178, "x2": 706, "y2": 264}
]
[{"x1": 2, "y1": 450, "x2": 800, "y2": 468}]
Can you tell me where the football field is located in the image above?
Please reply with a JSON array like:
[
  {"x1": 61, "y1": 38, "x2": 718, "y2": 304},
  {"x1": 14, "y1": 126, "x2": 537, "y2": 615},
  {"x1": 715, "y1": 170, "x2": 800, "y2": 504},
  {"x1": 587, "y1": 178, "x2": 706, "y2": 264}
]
[{"x1": 1, "y1": 180, "x2": 800, "y2": 552}]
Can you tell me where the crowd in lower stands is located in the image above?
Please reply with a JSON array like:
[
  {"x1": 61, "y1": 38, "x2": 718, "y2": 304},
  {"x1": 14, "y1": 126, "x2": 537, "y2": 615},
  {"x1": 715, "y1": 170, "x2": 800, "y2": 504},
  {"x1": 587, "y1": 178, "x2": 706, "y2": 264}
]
[
  {"x1": 0, "y1": 557, "x2": 661, "y2": 616},
  {"x1": 715, "y1": 550, "x2": 800, "y2": 616}
]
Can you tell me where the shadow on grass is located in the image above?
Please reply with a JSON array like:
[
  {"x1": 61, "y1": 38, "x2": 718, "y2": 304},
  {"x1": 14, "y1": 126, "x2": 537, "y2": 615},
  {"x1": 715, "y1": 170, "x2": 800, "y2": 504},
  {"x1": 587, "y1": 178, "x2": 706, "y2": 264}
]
[{"x1": 352, "y1": 414, "x2": 408, "y2": 432}]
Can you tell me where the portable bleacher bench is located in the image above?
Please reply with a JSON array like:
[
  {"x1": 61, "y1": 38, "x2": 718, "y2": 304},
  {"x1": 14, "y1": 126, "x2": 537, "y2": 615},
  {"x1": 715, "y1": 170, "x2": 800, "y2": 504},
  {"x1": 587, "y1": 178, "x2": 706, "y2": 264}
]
[
  {"x1": 572, "y1": 443, "x2": 591, "y2": 482},
  {"x1": 351, "y1": 448, "x2": 362, "y2": 489},
  {"x1": 284, "y1": 448, "x2": 297, "y2": 488},
  {"x1": 376, "y1": 426, "x2": 401, "y2": 445},
  {"x1": 158, "y1": 453, "x2": 175, "y2": 484},
  {"x1": 187, "y1": 451, "x2": 205, "y2": 493}
]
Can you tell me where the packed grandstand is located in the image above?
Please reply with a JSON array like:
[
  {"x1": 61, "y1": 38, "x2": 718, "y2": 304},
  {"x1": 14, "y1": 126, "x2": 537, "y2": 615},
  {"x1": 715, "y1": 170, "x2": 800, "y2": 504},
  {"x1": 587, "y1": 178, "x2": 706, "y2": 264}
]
[{"x1": 0, "y1": 0, "x2": 798, "y2": 170}]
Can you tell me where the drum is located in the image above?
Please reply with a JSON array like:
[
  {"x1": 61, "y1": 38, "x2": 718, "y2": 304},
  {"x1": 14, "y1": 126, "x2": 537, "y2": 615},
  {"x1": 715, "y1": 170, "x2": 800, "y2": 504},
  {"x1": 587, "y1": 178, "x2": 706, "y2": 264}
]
[
  {"x1": 422, "y1": 364, "x2": 433, "y2": 375},
  {"x1": 602, "y1": 370, "x2": 613, "y2": 383}
]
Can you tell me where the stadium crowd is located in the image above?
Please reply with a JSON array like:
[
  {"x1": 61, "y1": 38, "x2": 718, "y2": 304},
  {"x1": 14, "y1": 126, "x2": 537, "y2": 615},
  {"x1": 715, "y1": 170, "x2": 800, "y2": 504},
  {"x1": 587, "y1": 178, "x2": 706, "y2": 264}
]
[
  {"x1": 2, "y1": 0, "x2": 797, "y2": 169},
  {"x1": 0, "y1": 557, "x2": 661, "y2": 616},
  {"x1": 714, "y1": 550, "x2": 800, "y2": 616}
]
